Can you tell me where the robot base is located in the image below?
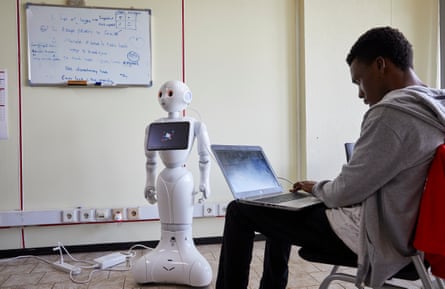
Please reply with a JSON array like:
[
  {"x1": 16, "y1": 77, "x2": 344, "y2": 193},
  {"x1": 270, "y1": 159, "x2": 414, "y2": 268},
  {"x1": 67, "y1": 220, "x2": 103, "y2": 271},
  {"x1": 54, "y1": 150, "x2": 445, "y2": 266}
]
[{"x1": 132, "y1": 229, "x2": 212, "y2": 287}]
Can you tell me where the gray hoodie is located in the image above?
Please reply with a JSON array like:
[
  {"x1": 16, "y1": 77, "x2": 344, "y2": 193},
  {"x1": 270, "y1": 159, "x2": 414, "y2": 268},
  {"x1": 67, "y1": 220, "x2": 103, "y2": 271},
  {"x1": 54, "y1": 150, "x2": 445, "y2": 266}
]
[{"x1": 312, "y1": 86, "x2": 445, "y2": 287}]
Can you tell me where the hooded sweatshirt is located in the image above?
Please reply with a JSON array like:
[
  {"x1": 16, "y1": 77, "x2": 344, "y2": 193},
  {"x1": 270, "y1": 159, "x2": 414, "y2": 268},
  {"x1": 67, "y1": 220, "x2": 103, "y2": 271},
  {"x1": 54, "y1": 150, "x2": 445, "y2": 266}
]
[{"x1": 312, "y1": 85, "x2": 445, "y2": 287}]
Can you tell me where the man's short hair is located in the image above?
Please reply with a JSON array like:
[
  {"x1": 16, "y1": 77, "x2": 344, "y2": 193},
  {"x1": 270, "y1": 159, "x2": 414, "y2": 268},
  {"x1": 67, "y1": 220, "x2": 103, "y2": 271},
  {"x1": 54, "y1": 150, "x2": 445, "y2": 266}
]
[{"x1": 346, "y1": 26, "x2": 413, "y2": 70}]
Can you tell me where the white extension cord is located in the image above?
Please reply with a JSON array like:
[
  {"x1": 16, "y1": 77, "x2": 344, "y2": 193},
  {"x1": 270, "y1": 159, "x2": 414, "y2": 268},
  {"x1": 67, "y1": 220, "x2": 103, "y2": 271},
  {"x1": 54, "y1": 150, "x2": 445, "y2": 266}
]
[
  {"x1": 51, "y1": 242, "x2": 81, "y2": 275},
  {"x1": 52, "y1": 261, "x2": 81, "y2": 275},
  {"x1": 1, "y1": 242, "x2": 153, "y2": 285}
]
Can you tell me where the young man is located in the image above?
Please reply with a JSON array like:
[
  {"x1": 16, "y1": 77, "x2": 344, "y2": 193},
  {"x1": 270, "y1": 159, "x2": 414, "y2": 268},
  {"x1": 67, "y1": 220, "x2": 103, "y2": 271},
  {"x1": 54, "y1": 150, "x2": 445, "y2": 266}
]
[{"x1": 215, "y1": 27, "x2": 445, "y2": 289}]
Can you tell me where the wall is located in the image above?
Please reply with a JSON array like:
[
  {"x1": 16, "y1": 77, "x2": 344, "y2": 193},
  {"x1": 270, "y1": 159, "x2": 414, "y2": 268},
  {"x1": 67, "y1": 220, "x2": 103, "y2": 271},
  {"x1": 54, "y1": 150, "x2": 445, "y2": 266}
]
[
  {"x1": 303, "y1": 0, "x2": 439, "y2": 180},
  {"x1": 0, "y1": 0, "x2": 439, "y2": 251},
  {"x1": 0, "y1": 0, "x2": 298, "y2": 250},
  {"x1": 0, "y1": 0, "x2": 21, "y2": 249}
]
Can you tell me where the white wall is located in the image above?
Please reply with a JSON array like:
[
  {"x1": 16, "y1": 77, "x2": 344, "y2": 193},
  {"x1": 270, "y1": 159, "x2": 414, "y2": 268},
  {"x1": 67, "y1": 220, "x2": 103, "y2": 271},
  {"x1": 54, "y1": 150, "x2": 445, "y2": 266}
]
[
  {"x1": 303, "y1": 0, "x2": 439, "y2": 180},
  {"x1": 0, "y1": 0, "x2": 21, "y2": 249},
  {"x1": 0, "y1": 2, "x2": 20, "y2": 211},
  {"x1": 0, "y1": 0, "x2": 299, "y2": 250},
  {"x1": 0, "y1": 0, "x2": 439, "y2": 250}
]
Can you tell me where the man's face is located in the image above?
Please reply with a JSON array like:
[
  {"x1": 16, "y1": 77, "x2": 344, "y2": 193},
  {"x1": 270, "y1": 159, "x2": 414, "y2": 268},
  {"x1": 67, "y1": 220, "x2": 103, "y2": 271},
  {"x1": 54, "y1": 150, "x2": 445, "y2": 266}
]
[{"x1": 349, "y1": 58, "x2": 387, "y2": 106}]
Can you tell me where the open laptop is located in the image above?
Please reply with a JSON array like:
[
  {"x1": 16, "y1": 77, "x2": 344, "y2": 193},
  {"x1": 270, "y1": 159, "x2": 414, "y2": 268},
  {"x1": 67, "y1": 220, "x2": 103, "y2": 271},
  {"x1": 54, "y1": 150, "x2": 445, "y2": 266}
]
[{"x1": 211, "y1": 144, "x2": 321, "y2": 211}]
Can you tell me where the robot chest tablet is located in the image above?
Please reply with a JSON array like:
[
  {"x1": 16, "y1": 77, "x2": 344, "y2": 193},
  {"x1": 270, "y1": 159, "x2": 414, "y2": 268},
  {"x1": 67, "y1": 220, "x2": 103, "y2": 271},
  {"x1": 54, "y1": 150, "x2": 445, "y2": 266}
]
[{"x1": 147, "y1": 121, "x2": 192, "y2": 151}]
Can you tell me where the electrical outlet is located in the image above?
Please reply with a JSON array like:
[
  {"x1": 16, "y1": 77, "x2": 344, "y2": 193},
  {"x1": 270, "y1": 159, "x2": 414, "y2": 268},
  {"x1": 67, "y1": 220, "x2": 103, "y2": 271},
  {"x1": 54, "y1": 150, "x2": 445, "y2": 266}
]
[
  {"x1": 111, "y1": 208, "x2": 124, "y2": 221},
  {"x1": 218, "y1": 203, "x2": 228, "y2": 216},
  {"x1": 126, "y1": 207, "x2": 139, "y2": 220},
  {"x1": 80, "y1": 208, "x2": 95, "y2": 222},
  {"x1": 95, "y1": 208, "x2": 111, "y2": 220},
  {"x1": 203, "y1": 203, "x2": 217, "y2": 217},
  {"x1": 62, "y1": 209, "x2": 78, "y2": 223}
]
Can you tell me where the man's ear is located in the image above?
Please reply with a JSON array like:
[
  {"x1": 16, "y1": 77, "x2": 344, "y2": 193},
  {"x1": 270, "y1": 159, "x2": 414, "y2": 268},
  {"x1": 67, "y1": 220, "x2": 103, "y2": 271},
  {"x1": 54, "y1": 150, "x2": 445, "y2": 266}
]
[{"x1": 376, "y1": 56, "x2": 386, "y2": 72}]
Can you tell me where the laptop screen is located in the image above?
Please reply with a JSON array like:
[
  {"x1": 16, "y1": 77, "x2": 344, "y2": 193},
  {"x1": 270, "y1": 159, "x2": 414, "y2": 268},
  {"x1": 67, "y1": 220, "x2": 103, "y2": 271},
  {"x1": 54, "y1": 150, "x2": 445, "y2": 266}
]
[
  {"x1": 147, "y1": 121, "x2": 190, "y2": 151},
  {"x1": 211, "y1": 145, "x2": 283, "y2": 199}
]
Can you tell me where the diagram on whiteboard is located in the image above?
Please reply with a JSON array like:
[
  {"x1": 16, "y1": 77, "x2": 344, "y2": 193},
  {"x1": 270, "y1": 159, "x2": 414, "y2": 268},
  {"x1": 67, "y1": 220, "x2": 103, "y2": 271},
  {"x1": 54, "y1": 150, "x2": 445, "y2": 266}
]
[{"x1": 26, "y1": 4, "x2": 152, "y2": 86}]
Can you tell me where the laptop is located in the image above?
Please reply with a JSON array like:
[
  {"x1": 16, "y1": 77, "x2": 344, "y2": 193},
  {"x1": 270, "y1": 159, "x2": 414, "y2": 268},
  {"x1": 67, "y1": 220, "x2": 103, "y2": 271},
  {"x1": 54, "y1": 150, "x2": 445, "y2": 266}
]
[{"x1": 211, "y1": 144, "x2": 321, "y2": 211}]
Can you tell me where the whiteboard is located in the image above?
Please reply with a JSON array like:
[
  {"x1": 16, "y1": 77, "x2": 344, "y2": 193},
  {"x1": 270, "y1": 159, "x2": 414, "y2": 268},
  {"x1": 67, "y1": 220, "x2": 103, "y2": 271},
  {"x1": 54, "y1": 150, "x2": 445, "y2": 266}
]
[{"x1": 26, "y1": 4, "x2": 152, "y2": 86}]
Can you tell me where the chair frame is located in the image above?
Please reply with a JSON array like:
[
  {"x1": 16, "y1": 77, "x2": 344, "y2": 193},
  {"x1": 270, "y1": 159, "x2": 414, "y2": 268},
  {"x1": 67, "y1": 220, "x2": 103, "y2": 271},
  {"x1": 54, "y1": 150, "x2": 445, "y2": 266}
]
[{"x1": 311, "y1": 253, "x2": 444, "y2": 289}]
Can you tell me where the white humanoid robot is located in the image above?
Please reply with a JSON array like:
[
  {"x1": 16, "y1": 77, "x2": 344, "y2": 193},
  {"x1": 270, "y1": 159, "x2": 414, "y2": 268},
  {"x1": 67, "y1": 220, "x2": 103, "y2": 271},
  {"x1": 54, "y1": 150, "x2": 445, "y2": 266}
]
[{"x1": 132, "y1": 80, "x2": 212, "y2": 287}]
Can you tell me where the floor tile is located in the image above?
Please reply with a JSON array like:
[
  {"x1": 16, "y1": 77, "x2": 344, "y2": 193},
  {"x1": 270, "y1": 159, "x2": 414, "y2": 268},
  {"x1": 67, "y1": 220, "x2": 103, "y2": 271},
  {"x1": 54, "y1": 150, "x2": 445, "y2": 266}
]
[{"x1": 0, "y1": 241, "x2": 427, "y2": 289}]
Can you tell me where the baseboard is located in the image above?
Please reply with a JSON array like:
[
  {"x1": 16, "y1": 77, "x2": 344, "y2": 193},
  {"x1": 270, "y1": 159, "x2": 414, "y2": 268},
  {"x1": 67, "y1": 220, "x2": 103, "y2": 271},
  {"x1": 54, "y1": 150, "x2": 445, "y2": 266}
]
[{"x1": 0, "y1": 235, "x2": 266, "y2": 259}]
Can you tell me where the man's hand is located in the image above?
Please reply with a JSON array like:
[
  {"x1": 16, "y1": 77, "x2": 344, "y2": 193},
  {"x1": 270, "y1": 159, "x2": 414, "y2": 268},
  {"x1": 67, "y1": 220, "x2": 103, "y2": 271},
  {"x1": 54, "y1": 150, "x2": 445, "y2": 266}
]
[{"x1": 290, "y1": 181, "x2": 316, "y2": 193}]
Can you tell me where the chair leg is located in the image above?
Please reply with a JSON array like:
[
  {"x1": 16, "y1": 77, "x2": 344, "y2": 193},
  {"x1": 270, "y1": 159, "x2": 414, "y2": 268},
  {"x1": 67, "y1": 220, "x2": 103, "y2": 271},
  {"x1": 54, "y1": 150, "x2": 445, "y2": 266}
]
[
  {"x1": 412, "y1": 255, "x2": 435, "y2": 289},
  {"x1": 315, "y1": 256, "x2": 436, "y2": 289},
  {"x1": 435, "y1": 277, "x2": 445, "y2": 289},
  {"x1": 319, "y1": 265, "x2": 357, "y2": 289}
]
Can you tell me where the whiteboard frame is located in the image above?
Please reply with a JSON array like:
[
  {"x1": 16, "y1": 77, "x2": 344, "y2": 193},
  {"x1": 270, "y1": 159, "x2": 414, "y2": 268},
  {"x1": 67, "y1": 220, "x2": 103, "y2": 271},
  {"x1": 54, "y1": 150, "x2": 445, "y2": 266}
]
[{"x1": 25, "y1": 3, "x2": 152, "y2": 87}]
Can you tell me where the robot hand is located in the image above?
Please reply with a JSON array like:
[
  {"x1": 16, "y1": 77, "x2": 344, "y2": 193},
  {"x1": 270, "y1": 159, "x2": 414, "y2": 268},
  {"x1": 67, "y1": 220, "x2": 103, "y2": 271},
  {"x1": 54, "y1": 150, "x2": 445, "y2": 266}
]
[
  {"x1": 144, "y1": 186, "x2": 157, "y2": 204},
  {"x1": 198, "y1": 182, "x2": 210, "y2": 202}
]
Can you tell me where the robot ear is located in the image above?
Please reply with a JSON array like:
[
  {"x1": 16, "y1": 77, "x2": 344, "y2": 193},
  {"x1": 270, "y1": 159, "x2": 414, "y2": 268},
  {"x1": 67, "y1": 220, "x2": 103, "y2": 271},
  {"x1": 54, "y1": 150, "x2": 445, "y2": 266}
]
[{"x1": 184, "y1": 91, "x2": 192, "y2": 104}]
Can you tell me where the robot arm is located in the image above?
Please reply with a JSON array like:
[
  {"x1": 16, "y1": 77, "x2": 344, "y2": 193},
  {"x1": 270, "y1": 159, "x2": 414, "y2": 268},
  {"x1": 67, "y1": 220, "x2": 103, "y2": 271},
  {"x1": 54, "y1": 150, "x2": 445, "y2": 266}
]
[
  {"x1": 195, "y1": 121, "x2": 211, "y2": 200},
  {"x1": 145, "y1": 150, "x2": 157, "y2": 204},
  {"x1": 144, "y1": 127, "x2": 158, "y2": 204}
]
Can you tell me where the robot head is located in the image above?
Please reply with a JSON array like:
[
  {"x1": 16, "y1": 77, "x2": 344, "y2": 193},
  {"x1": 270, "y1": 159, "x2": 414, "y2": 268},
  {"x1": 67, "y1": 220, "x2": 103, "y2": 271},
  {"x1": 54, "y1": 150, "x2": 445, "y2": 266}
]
[{"x1": 158, "y1": 80, "x2": 192, "y2": 113}]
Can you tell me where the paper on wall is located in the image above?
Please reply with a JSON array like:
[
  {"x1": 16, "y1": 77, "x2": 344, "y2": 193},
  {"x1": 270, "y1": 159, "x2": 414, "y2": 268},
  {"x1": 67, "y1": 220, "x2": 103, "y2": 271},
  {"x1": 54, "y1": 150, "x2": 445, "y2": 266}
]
[{"x1": 0, "y1": 69, "x2": 8, "y2": 140}]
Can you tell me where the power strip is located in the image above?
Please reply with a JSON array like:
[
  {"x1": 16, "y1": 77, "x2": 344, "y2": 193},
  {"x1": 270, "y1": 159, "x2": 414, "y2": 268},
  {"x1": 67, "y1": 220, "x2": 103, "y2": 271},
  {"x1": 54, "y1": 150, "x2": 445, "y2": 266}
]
[
  {"x1": 94, "y1": 252, "x2": 127, "y2": 269},
  {"x1": 52, "y1": 261, "x2": 81, "y2": 275}
]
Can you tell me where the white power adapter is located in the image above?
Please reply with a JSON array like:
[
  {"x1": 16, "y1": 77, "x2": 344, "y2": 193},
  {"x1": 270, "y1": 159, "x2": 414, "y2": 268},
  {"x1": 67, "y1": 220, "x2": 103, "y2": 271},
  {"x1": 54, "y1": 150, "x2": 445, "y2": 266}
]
[{"x1": 94, "y1": 252, "x2": 127, "y2": 269}]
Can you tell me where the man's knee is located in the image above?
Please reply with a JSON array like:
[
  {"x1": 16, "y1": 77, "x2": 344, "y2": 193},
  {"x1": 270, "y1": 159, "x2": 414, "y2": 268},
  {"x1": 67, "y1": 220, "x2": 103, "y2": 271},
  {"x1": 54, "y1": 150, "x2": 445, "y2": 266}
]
[{"x1": 225, "y1": 200, "x2": 240, "y2": 218}]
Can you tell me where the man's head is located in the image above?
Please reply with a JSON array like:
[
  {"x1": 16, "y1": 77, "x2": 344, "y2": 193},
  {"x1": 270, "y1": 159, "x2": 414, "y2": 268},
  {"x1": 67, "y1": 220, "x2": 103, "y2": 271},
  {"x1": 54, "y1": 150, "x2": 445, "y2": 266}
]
[
  {"x1": 346, "y1": 27, "x2": 416, "y2": 106},
  {"x1": 346, "y1": 26, "x2": 413, "y2": 70}
]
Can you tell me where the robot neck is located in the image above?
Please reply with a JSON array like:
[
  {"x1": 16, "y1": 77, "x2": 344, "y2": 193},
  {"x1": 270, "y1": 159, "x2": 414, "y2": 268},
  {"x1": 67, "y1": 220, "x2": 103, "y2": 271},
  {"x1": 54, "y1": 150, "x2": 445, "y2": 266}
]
[{"x1": 168, "y1": 111, "x2": 182, "y2": 119}]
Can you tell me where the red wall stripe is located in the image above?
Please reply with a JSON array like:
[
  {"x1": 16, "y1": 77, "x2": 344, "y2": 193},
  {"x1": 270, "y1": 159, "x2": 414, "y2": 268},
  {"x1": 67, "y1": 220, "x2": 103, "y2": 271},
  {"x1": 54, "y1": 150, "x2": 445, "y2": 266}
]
[
  {"x1": 16, "y1": 0, "x2": 25, "y2": 248},
  {"x1": 182, "y1": 0, "x2": 186, "y2": 83}
]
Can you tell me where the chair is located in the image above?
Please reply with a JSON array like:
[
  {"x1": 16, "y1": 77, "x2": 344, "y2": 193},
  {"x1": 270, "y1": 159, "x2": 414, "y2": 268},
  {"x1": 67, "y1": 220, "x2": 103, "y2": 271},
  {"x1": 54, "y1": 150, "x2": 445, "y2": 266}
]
[
  {"x1": 297, "y1": 143, "x2": 445, "y2": 289},
  {"x1": 298, "y1": 247, "x2": 439, "y2": 289}
]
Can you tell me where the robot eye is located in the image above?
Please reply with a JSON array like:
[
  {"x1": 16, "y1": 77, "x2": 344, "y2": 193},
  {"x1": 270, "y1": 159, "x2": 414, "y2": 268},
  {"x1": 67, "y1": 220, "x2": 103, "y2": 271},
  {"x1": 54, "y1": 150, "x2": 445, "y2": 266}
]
[
  {"x1": 168, "y1": 90, "x2": 173, "y2": 97},
  {"x1": 158, "y1": 91, "x2": 162, "y2": 98}
]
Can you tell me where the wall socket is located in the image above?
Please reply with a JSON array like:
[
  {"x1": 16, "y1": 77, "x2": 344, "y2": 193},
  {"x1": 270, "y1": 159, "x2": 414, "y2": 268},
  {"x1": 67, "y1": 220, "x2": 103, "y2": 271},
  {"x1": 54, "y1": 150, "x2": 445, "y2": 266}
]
[
  {"x1": 218, "y1": 203, "x2": 228, "y2": 216},
  {"x1": 79, "y1": 208, "x2": 95, "y2": 222},
  {"x1": 203, "y1": 203, "x2": 217, "y2": 217},
  {"x1": 126, "y1": 207, "x2": 139, "y2": 220},
  {"x1": 95, "y1": 208, "x2": 111, "y2": 220},
  {"x1": 62, "y1": 209, "x2": 78, "y2": 223},
  {"x1": 111, "y1": 208, "x2": 124, "y2": 221}
]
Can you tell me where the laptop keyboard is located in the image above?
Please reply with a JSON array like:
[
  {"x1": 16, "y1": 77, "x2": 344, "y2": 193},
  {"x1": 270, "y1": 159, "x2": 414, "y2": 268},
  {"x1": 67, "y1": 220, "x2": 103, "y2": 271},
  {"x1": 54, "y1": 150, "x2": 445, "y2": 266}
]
[{"x1": 255, "y1": 193, "x2": 306, "y2": 204}]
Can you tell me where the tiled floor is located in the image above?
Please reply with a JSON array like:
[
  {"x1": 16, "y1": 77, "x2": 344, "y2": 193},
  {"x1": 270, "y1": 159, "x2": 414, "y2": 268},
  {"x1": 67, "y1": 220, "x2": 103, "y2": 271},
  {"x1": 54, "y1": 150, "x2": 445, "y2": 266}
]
[{"x1": 0, "y1": 241, "x2": 423, "y2": 289}]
